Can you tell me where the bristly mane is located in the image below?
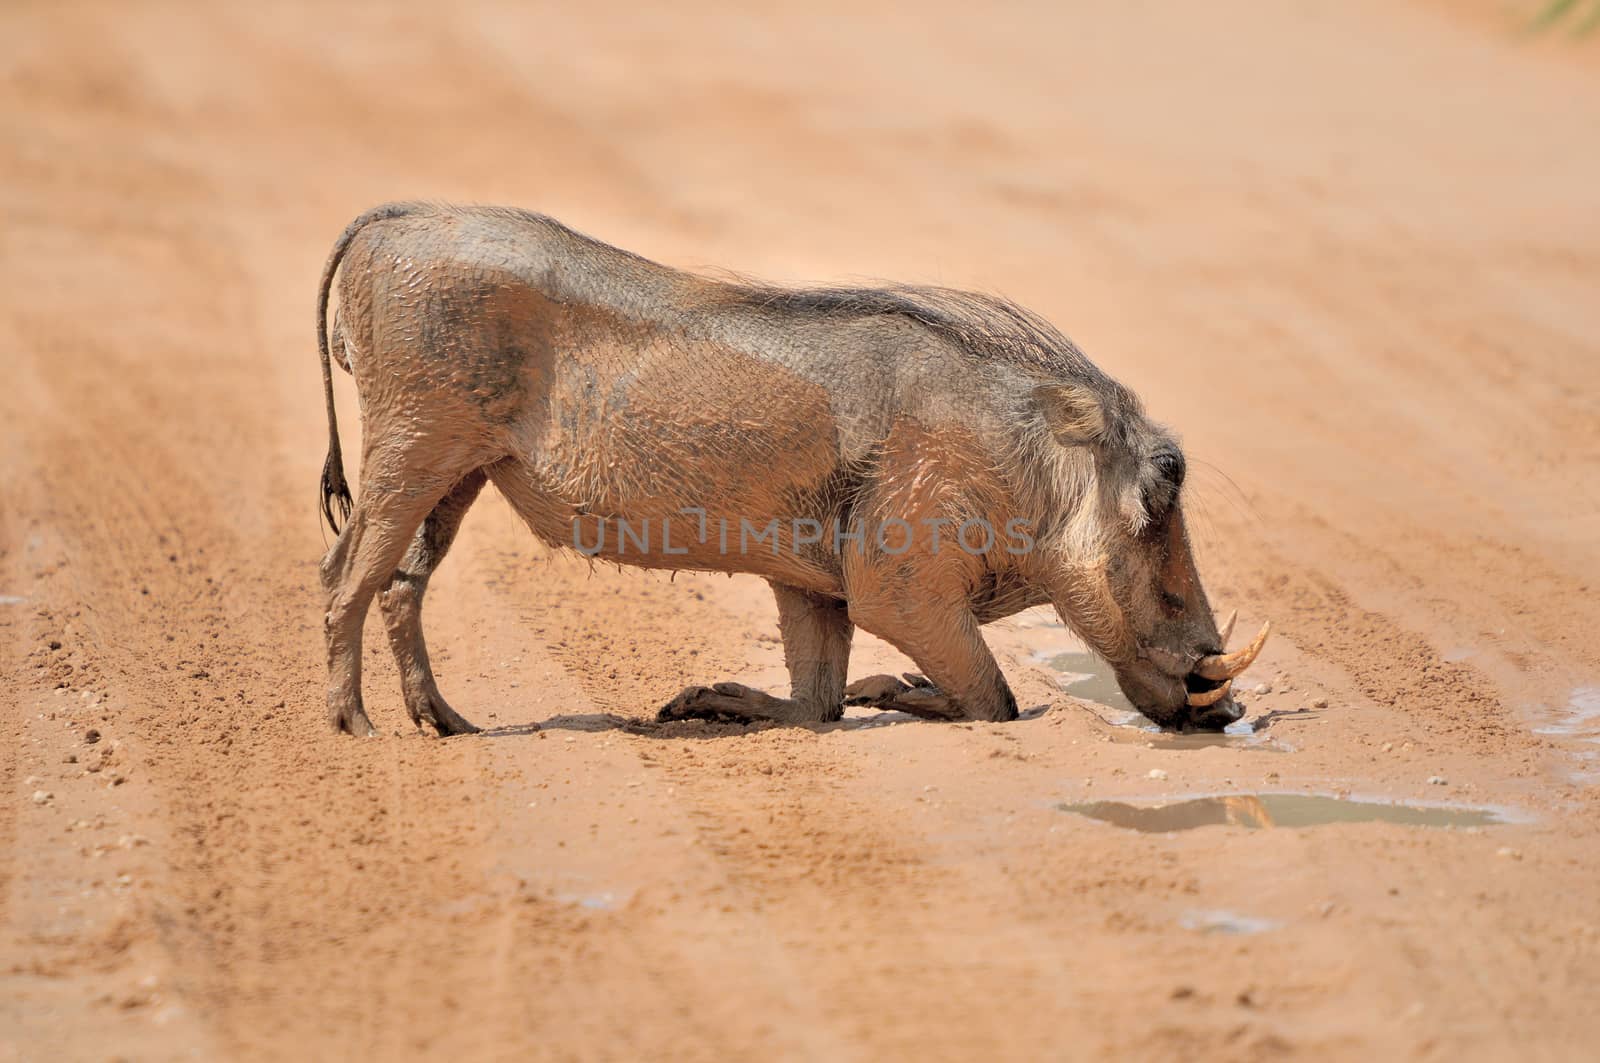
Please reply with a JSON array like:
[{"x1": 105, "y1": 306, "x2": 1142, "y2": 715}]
[
  {"x1": 457, "y1": 202, "x2": 1130, "y2": 405},
  {"x1": 732, "y1": 282, "x2": 1116, "y2": 387},
  {"x1": 454, "y1": 203, "x2": 1116, "y2": 391}
]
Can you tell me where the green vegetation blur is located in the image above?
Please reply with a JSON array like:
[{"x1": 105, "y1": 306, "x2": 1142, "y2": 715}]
[{"x1": 1533, "y1": 0, "x2": 1600, "y2": 34}]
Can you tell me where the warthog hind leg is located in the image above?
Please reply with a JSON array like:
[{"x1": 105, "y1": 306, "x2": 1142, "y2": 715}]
[
  {"x1": 321, "y1": 481, "x2": 456, "y2": 736},
  {"x1": 320, "y1": 410, "x2": 492, "y2": 737},
  {"x1": 657, "y1": 583, "x2": 852, "y2": 726},
  {"x1": 378, "y1": 468, "x2": 488, "y2": 736}
]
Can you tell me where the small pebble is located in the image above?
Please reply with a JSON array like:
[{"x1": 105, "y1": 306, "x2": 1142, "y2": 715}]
[
  {"x1": 1427, "y1": 775, "x2": 1447, "y2": 786},
  {"x1": 1311, "y1": 697, "x2": 1329, "y2": 709},
  {"x1": 1381, "y1": 742, "x2": 1394, "y2": 753},
  {"x1": 1147, "y1": 768, "x2": 1168, "y2": 780},
  {"x1": 1253, "y1": 682, "x2": 1272, "y2": 695},
  {"x1": 84, "y1": 728, "x2": 101, "y2": 744},
  {"x1": 31, "y1": 790, "x2": 53, "y2": 805},
  {"x1": 1496, "y1": 847, "x2": 1522, "y2": 860}
]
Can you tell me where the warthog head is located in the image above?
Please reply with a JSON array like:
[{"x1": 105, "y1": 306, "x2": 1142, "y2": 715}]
[{"x1": 1020, "y1": 377, "x2": 1269, "y2": 731}]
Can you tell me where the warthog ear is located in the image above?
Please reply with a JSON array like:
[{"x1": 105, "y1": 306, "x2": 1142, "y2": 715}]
[{"x1": 1035, "y1": 383, "x2": 1107, "y2": 446}]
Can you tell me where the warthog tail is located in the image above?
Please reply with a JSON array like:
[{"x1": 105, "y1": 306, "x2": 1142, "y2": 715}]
[{"x1": 316, "y1": 202, "x2": 421, "y2": 534}]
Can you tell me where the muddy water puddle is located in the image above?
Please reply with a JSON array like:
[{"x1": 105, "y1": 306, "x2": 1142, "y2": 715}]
[
  {"x1": 1039, "y1": 650, "x2": 1282, "y2": 749},
  {"x1": 1059, "y1": 793, "x2": 1506, "y2": 833},
  {"x1": 1041, "y1": 650, "x2": 1138, "y2": 715}
]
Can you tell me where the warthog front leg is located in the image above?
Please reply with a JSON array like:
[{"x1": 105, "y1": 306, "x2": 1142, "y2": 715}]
[
  {"x1": 842, "y1": 672, "x2": 966, "y2": 721},
  {"x1": 845, "y1": 588, "x2": 1018, "y2": 723},
  {"x1": 658, "y1": 682, "x2": 799, "y2": 723},
  {"x1": 658, "y1": 583, "x2": 852, "y2": 725},
  {"x1": 378, "y1": 469, "x2": 487, "y2": 736}
]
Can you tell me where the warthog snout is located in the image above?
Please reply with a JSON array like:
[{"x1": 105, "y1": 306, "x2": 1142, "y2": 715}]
[{"x1": 1108, "y1": 614, "x2": 1270, "y2": 731}]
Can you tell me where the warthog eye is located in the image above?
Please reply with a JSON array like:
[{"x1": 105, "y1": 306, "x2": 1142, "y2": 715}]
[
  {"x1": 1143, "y1": 449, "x2": 1185, "y2": 525},
  {"x1": 1152, "y1": 449, "x2": 1185, "y2": 490}
]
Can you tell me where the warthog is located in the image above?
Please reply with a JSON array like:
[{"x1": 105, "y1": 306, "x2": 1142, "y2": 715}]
[{"x1": 315, "y1": 203, "x2": 1268, "y2": 737}]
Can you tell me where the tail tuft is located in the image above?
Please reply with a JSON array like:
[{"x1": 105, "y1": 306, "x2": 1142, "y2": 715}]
[{"x1": 320, "y1": 446, "x2": 354, "y2": 535}]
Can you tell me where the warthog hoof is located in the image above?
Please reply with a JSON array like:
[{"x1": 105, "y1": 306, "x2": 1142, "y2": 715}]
[
  {"x1": 330, "y1": 703, "x2": 379, "y2": 738},
  {"x1": 413, "y1": 692, "x2": 481, "y2": 737}
]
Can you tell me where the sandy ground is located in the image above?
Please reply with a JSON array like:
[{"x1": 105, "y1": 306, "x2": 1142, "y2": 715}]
[{"x1": 4, "y1": 2, "x2": 1600, "y2": 1059}]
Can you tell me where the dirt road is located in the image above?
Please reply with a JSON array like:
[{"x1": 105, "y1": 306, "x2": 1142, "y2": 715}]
[{"x1": 4, "y1": 2, "x2": 1599, "y2": 1059}]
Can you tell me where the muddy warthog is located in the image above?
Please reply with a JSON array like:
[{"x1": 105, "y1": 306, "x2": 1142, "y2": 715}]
[{"x1": 315, "y1": 202, "x2": 1268, "y2": 737}]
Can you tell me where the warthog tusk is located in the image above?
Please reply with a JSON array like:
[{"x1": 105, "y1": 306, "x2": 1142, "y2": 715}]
[
  {"x1": 1218, "y1": 609, "x2": 1237, "y2": 644},
  {"x1": 1186, "y1": 679, "x2": 1233, "y2": 708},
  {"x1": 1194, "y1": 620, "x2": 1272, "y2": 681}
]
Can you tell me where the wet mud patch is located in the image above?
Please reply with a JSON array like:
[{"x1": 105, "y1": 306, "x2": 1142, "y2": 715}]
[
  {"x1": 1059, "y1": 793, "x2": 1508, "y2": 833},
  {"x1": 1532, "y1": 686, "x2": 1600, "y2": 784},
  {"x1": 1179, "y1": 909, "x2": 1279, "y2": 936},
  {"x1": 1534, "y1": 686, "x2": 1600, "y2": 737}
]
